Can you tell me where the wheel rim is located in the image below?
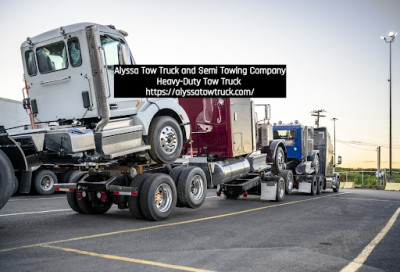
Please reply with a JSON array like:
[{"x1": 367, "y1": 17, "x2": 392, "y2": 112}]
[
  {"x1": 276, "y1": 149, "x2": 285, "y2": 171},
  {"x1": 159, "y1": 126, "x2": 178, "y2": 154},
  {"x1": 279, "y1": 180, "x2": 285, "y2": 199},
  {"x1": 154, "y1": 183, "x2": 173, "y2": 213},
  {"x1": 190, "y1": 174, "x2": 204, "y2": 201},
  {"x1": 40, "y1": 175, "x2": 54, "y2": 191},
  {"x1": 287, "y1": 178, "x2": 293, "y2": 191}
]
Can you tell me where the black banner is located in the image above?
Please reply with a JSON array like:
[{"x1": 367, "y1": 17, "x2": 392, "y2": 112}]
[{"x1": 114, "y1": 65, "x2": 286, "y2": 98}]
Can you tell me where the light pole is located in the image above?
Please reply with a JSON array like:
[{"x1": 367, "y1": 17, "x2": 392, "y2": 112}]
[
  {"x1": 332, "y1": 118, "x2": 337, "y2": 169},
  {"x1": 381, "y1": 31, "x2": 397, "y2": 178}
]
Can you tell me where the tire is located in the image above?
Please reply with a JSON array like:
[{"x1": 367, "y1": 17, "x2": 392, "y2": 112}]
[
  {"x1": 333, "y1": 174, "x2": 340, "y2": 193},
  {"x1": 0, "y1": 149, "x2": 13, "y2": 209},
  {"x1": 33, "y1": 169, "x2": 58, "y2": 195},
  {"x1": 76, "y1": 173, "x2": 112, "y2": 214},
  {"x1": 60, "y1": 169, "x2": 80, "y2": 184},
  {"x1": 148, "y1": 116, "x2": 183, "y2": 164},
  {"x1": 127, "y1": 173, "x2": 153, "y2": 219},
  {"x1": 310, "y1": 176, "x2": 317, "y2": 196},
  {"x1": 77, "y1": 193, "x2": 113, "y2": 215},
  {"x1": 140, "y1": 174, "x2": 177, "y2": 221},
  {"x1": 11, "y1": 176, "x2": 19, "y2": 196},
  {"x1": 169, "y1": 166, "x2": 186, "y2": 207},
  {"x1": 275, "y1": 177, "x2": 285, "y2": 202},
  {"x1": 66, "y1": 171, "x2": 86, "y2": 213},
  {"x1": 279, "y1": 170, "x2": 294, "y2": 195},
  {"x1": 223, "y1": 190, "x2": 240, "y2": 199},
  {"x1": 316, "y1": 176, "x2": 323, "y2": 195},
  {"x1": 333, "y1": 184, "x2": 340, "y2": 193},
  {"x1": 177, "y1": 166, "x2": 207, "y2": 209},
  {"x1": 272, "y1": 146, "x2": 285, "y2": 175}
]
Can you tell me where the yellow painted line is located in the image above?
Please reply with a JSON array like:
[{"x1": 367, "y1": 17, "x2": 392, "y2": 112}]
[
  {"x1": 0, "y1": 192, "x2": 347, "y2": 254},
  {"x1": 340, "y1": 206, "x2": 400, "y2": 272},
  {"x1": 41, "y1": 244, "x2": 215, "y2": 272},
  {"x1": 9, "y1": 196, "x2": 65, "y2": 202}
]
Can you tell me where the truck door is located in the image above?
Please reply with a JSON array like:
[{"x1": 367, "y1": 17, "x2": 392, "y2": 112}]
[{"x1": 100, "y1": 34, "x2": 140, "y2": 117}]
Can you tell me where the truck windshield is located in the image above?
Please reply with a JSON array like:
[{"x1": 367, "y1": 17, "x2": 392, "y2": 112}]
[
  {"x1": 36, "y1": 41, "x2": 68, "y2": 74},
  {"x1": 274, "y1": 129, "x2": 297, "y2": 140}
]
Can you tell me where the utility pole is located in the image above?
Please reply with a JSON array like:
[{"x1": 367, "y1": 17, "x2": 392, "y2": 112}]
[
  {"x1": 332, "y1": 118, "x2": 337, "y2": 170},
  {"x1": 311, "y1": 109, "x2": 326, "y2": 128}
]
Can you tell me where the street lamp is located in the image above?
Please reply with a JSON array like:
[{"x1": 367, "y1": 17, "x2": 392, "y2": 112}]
[
  {"x1": 381, "y1": 31, "x2": 397, "y2": 178},
  {"x1": 332, "y1": 117, "x2": 337, "y2": 169}
]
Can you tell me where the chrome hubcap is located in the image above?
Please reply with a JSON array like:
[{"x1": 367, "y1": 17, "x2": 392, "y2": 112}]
[
  {"x1": 154, "y1": 183, "x2": 172, "y2": 213},
  {"x1": 279, "y1": 180, "x2": 285, "y2": 199},
  {"x1": 190, "y1": 175, "x2": 204, "y2": 201},
  {"x1": 160, "y1": 126, "x2": 178, "y2": 154}
]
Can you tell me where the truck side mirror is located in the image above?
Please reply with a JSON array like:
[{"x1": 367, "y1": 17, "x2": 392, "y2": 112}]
[{"x1": 337, "y1": 156, "x2": 342, "y2": 165}]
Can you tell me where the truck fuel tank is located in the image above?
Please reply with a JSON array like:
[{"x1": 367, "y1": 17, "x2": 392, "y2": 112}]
[{"x1": 211, "y1": 157, "x2": 250, "y2": 185}]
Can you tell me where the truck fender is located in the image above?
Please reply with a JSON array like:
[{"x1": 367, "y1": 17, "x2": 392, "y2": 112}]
[
  {"x1": 0, "y1": 135, "x2": 28, "y2": 171},
  {"x1": 262, "y1": 139, "x2": 287, "y2": 165},
  {"x1": 307, "y1": 150, "x2": 319, "y2": 162},
  {"x1": 132, "y1": 99, "x2": 191, "y2": 140}
]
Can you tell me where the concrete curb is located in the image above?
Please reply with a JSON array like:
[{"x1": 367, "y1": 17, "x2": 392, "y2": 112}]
[
  {"x1": 385, "y1": 183, "x2": 400, "y2": 191},
  {"x1": 340, "y1": 182, "x2": 354, "y2": 189}
]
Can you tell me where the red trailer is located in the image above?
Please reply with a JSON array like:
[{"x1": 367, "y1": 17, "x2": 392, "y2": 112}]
[{"x1": 176, "y1": 98, "x2": 290, "y2": 200}]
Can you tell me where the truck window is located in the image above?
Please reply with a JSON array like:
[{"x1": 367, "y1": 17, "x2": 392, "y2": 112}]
[
  {"x1": 36, "y1": 41, "x2": 68, "y2": 74},
  {"x1": 25, "y1": 50, "x2": 37, "y2": 76},
  {"x1": 67, "y1": 37, "x2": 82, "y2": 67},
  {"x1": 101, "y1": 36, "x2": 120, "y2": 69},
  {"x1": 274, "y1": 129, "x2": 297, "y2": 140}
]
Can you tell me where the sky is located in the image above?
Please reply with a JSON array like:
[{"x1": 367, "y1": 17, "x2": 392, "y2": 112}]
[{"x1": 0, "y1": 0, "x2": 399, "y2": 169}]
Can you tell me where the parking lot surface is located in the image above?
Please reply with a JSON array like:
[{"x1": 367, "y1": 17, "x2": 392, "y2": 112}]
[{"x1": 0, "y1": 189, "x2": 399, "y2": 272}]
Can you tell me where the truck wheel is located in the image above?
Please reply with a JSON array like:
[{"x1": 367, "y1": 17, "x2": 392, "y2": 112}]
[
  {"x1": 177, "y1": 166, "x2": 207, "y2": 209},
  {"x1": 223, "y1": 190, "x2": 240, "y2": 199},
  {"x1": 0, "y1": 149, "x2": 13, "y2": 209},
  {"x1": 275, "y1": 177, "x2": 285, "y2": 202},
  {"x1": 127, "y1": 173, "x2": 153, "y2": 219},
  {"x1": 140, "y1": 174, "x2": 177, "y2": 221},
  {"x1": 66, "y1": 171, "x2": 86, "y2": 213},
  {"x1": 148, "y1": 116, "x2": 183, "y2": 164},
  {"x1": 279, "y1": 170, "x2": 294, "y2": 195},
  {"x1": 60, "y1": 169, "x2": 79, "y2": 184},
  {"x1": 272, "y1": 146, "x2": 285, "y2": 175},
  {"x1": 169, "y1": 165, "x2": 186, "y2": 207},
  {"x1": 33, "y1": 169, "x2": 58, "y2": 195},
  {"x1": 310, "y1": 176, "x2": 317, "y2": 195},
  {"x1": 77, "y1": 193, "x2": 113, "y2": 215},
  {"x1": 333, "y1": 184, "x2": 340, "y2": 193},
  {"x1": 333, "y1": 175, "x2": 340, "y2": 192},
  {"x1": 316, "y1": 176, "x2": 323, "y2": 195},
  {"x1": 11, "y1": 176, "x2": 19, "y2": 196}
]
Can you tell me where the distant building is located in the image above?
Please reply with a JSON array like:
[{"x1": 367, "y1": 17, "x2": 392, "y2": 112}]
[{"x1": 0, "y1": 97, "x2": 30, "y2": 129}]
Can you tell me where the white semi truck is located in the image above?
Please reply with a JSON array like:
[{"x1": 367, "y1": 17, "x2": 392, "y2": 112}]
[{"x1": 0, "y1": 23, "x2": 288, "y2": 219}]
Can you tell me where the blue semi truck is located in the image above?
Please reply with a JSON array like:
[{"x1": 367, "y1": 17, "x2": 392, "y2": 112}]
[{"x1": 273, "y1": 123, "x2": 341, "y2": 195}]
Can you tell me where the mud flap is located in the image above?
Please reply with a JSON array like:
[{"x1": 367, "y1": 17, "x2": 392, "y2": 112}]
[
  {"x1": 298, "y1": 181, "x2": 311, "y2": 193},
  {"x1": 19, "y1": 170, "x2": 32, "y2": 194},
  {"x1": 260, "y1": 181, "x2": 276, "y2": 201}
]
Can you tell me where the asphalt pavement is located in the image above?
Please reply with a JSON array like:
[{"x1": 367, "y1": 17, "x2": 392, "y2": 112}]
[{"x1": 0, "y1": 189, "x2": 399, "y2": 272}]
